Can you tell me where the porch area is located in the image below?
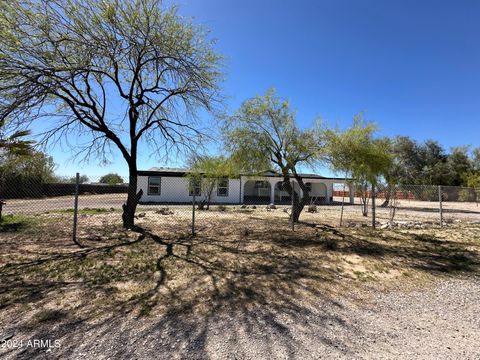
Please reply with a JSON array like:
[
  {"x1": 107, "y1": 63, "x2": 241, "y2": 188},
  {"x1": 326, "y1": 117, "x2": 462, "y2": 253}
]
[{"x1": 241, "y1": 177, "x2": 343, "y2": 205}]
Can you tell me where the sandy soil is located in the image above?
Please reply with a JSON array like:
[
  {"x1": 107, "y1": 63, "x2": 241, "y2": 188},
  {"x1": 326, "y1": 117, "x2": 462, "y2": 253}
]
[
  {"x1": 0, "y1": 209, "x2": 479, "y2": 359},
  {"x1": 3, "y1": 194, "x2": 480, "y2": 225}
]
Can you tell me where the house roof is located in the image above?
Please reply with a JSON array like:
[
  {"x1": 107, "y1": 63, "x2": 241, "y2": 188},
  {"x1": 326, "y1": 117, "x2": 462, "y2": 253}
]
[
  {"x1": 138, "y1": 167, "x2": 189, "y2": 177},
  {"x1": 138, "y1": 167, "x2": 349, "y2": 181}
]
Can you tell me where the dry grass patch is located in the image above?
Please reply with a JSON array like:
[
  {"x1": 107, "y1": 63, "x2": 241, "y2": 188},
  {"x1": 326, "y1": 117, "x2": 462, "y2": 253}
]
[{"x1": 0, "y1": 210, "x2": 478, "y2": 336}]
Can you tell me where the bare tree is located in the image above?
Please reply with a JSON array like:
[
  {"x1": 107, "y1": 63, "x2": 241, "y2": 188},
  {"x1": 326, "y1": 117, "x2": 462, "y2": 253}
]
[{"x1": 0, "y1": 0, "x2": 223, "y2": 228}]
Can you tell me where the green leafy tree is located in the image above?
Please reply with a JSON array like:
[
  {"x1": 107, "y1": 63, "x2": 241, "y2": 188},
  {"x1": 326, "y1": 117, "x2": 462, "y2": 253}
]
[
  {"x1": 471, "y1": 148, "x2": 480, "y2": 172},
  {"x1": 325, "y1": 115, "x2": 392, "y2": 216},
  {"x1": 445, "y1": 147, "x2": 472, "y2": 186},
  {"x1": 224, "y1": 88, "x2": 325, "y2": 222},
  {"x1": 187, "y1": 155, "x2": 235, "y2": 210},
  {"x1": 388, "y1": 137, "x2": 476, "y2": 186},
  {"x1": 0, "y1": 150, "x2": 56, "y2": 198},
  {"x1": 99, "y1": 173, "x2": 124, "y2": 185},
  {"x1": 69, "y1": 175, "x2": 89, "y2": 184},
  {"x1": 0, "y1": 0, "x2": 222, "y2": 228},
  {"x1": 0, "y1": 118, "x2": 35, "y2": 221}
]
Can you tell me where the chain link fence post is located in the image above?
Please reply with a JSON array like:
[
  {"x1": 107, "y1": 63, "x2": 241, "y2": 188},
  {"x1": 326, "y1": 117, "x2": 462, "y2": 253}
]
[
  {"x1": 192, "y1": 191, "x2": 196, "y2": 236},
  {"x1": 371, "y1": 183, "x2": 376, "y2": 229},
  {"x1": 438, "y1": 185, "x2": 443, "y2": 228},
  {"x1": 291, "y1": 180, "x2": 295, "y2": 231},
  {"x1": 72, "y1": 172, "x2": 81, "y2": 246}
]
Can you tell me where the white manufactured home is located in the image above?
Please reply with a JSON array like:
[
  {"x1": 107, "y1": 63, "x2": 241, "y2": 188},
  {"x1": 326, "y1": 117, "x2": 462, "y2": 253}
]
[{"x1": 137, "y1": 167, "x2": 353, "y2": 205}]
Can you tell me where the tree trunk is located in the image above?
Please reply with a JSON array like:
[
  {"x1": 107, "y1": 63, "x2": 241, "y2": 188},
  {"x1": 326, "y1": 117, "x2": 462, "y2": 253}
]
[
  {"x1": 122, "y1": 166, "x2": 143, "y2": 229},
  {"x1": 339, "y1": 174, "x2": 347, "y2": 226},
  {"x1": 380, "y1": 184, "x2": 392, "y2": 207},
  {"x1": 360, "y1": 184, "x2": 369, "y2": 217},
  {"x1": 284, "y1": 176, "x2": 309, "y2": 223},
  {"x1": 0, "y1": 176, "x2": 4, "y2": 223},
  {"x1": 291, "y1": 193, "x2": 307, "y2": 222}
]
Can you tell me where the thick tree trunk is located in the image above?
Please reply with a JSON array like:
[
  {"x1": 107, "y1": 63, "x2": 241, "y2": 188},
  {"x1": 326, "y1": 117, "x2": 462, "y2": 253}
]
[
  {"x1": 291, "y1": 194, "x2": 307, "y2": 222},
  {"x1": 122, "y1": 166, "x2": 143, "y2": 229},
  {"x1": 0, "y1": 177, "x2": 4, "y2": 223},
  {"x1": 283, "y1": 175, "x2": 309, "y2": 223}
]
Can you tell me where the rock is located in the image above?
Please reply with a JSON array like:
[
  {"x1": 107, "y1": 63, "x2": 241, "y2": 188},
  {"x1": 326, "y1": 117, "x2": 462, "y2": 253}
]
[
  {"x1": 266, "y1": 204, "x2": 277, "y2": 210},
  {"x1": 137, "y1": 212, "x2": 146, "y2": 218},
  {"x1": 307, "y1": 205, "x2": 317, "y2": 213},
  {"x1": 155, "y1": 208, "x2": 174, "y2": 215},
  {"x1": 251, "y1": 205, "x2": 256, "y2": 209},
  {"x1": 240, "y1": 204, "x2": 247, "y2": 209}
]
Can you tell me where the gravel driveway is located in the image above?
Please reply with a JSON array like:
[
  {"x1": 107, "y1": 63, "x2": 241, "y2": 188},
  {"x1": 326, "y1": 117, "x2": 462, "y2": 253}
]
[
  {"x1": 3, "y1": 276, "x2": 479, "y2": 359},
  {"x1": 2, "y1": 194, "x2": 127, "y2": 214}
]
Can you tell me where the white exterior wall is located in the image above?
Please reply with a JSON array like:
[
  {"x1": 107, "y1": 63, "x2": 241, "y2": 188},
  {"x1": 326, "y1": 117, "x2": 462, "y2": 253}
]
[
  {"x1": 138, "y1": 175, "x2": 241, "y2": 204},
  {"x1": 138, "y1": 174, "x2": 339, "y2": 204}
]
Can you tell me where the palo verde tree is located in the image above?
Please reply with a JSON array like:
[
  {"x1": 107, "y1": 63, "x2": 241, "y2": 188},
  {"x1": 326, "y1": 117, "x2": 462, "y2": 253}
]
[
  {"x1": 186, "y1": 155, "x2": 235, "y2": 210},
  {"x1": 224, "y1": 88, "x2": 325, "y2": 222},
  {"x1": 0, "y1": 0, "x2": 222, "y2": 228},
  {"x1": 326, "y1": 115, "x2": 392, "y2": 216}
]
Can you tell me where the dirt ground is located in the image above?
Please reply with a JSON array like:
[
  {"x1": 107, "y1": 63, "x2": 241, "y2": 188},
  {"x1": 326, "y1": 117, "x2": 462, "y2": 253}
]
[
  {"x1": 0, "y1": 209, "x2": 479, "y2": 359},
  {"x1": 3, "y1": 193, "x2": 480, "y2": 225}
]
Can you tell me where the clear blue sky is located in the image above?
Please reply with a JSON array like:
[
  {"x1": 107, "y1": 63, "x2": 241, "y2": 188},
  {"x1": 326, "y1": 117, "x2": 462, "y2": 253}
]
[{"x1": 49, "y1": 0, "x2": 480, "y2": 179}]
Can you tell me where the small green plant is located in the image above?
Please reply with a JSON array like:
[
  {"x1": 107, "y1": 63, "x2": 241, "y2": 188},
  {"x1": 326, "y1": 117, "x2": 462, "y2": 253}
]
[
  {"x1": 0, "y1": 214, "x2": 36, "y2": 232},
  {"x1": 55, "y1": 207, "x2": 117, "y2": 215}
]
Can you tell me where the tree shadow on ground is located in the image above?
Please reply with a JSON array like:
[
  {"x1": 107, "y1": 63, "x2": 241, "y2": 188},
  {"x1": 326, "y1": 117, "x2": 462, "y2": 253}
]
[
  {"x1": 1, "y1": 218, "x2": 479, "y2": 359},
  {"x1": 309, "y1": 224, "x2": 479, "y2": 274},
  {"x1": 396, "y1": 205, "x2": 480, "y2": 215}
]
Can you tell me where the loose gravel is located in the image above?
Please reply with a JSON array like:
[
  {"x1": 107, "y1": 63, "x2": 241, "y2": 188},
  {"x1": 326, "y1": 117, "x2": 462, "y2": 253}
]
[{"x1": 2, "y1": 276, "x2": 479, "y2": 359}]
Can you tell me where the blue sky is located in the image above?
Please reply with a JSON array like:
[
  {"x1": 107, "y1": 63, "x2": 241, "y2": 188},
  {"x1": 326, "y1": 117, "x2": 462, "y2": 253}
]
[{"x1": 48, "y1": 0, "x2": 480, "y2": 179}]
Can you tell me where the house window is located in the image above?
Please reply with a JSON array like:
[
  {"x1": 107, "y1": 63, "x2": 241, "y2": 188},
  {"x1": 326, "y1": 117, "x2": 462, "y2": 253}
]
[
  {"x1": 148, "y1": 176, "x2": 161, "y2": 195},
  {"x1": 189, "y1": 178, "x2": 201, "y2": 196},
  {"x1": 217, "y1": 178, "x2": 229, "y2": 197}
]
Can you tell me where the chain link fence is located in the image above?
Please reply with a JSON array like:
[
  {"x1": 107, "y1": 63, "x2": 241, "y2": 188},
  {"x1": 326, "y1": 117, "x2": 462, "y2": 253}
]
[
  {"x1": 372, "y1": 184, "x2": 480, "y2": 228},
  {"x1": 1, "y1": 174, "x2": 479, "y2": 242}
]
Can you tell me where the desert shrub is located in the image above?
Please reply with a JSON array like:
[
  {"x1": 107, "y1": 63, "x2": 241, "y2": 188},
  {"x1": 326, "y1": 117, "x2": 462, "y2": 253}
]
[{"x1": 458, "y1": 188, "x2": 476, "y2": 202}]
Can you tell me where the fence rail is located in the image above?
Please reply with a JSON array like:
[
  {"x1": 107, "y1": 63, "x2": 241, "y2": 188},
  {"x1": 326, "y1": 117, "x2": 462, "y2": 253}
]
[
  {"x1": 1, "y1": 175, "x2": 479, "y2": 243},
  {"x1": 0, "y1": 182, "x2": 128, "y2": 199}
]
